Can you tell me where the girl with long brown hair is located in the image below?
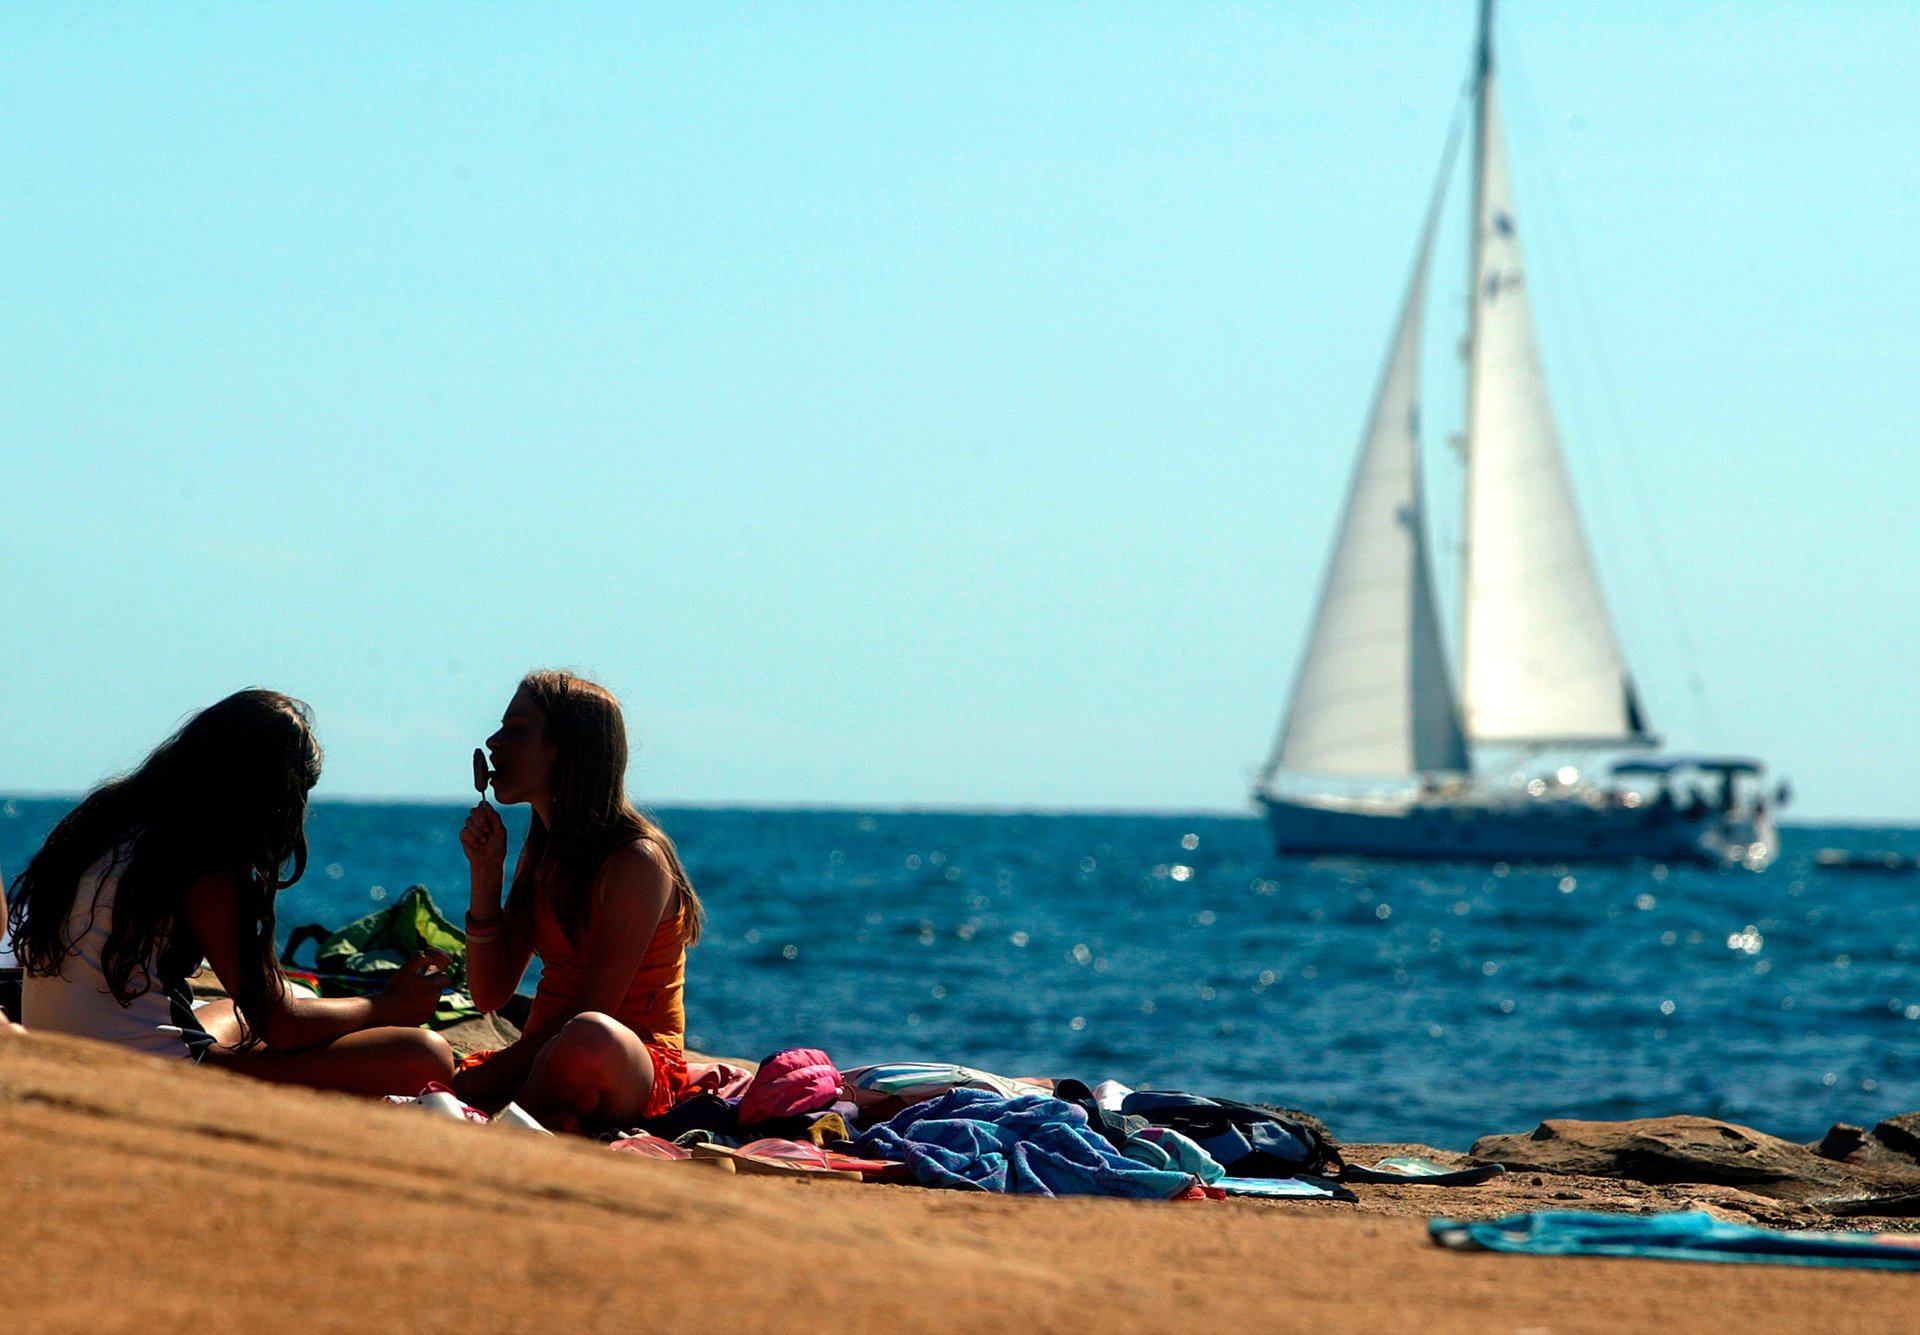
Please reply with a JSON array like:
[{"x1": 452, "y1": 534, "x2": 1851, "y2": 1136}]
[
  {"x1": 451, "y1": 671, "x2": 704, "y2": 1130},
  {"x1": 6, "y1": 689, "x2": 455, "y2": 1093}
]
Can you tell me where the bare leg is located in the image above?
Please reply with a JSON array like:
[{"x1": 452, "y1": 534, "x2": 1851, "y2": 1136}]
[
  {"x1": 517, "y1": 1012, "x2": 656, "y2": 1132},
  {"x1": 196, "y1": 999, "x2": 455, "y2": 1097},
  {"x1": 449, "y1": 1039, "x2": 537, "y2": 1113}
]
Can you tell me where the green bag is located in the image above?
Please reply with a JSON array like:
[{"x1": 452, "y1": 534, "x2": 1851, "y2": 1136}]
[{"x1": 283, "y1": 885, "x2": 479, "y2": 1028}]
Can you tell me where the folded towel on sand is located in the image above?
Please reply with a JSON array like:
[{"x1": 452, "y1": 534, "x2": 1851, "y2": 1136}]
[
  {"x1": 840, "y1": 1062, "x2": 1051, "y2": 1105},
  {"x1": 1431, "y1": 1210, "x2": 1920, "y2": 1270},
  {"x1": 850, "y1": 1088, "x2": 1198, "y2": 1199}
]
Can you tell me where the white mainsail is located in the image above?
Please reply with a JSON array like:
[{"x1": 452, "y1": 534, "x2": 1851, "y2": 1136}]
[
  {"x1": 1460, "y1": 73, "x2": 1651, "y2": 747},
  {"x1": 1270, "y1": 171, "x2": 1469, "y2": 780}
]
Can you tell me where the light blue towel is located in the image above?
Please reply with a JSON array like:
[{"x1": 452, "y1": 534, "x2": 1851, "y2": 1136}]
[
  {"x1": 1220, "y1": 1177, "x2": 1336, "y2": 1199},
  {"x1": 1431, "y1": 1210, "x2": 1920, "y2": 1270},
  {"x1": 850, "y1": 1088, "x2": 1199, "y2": 1198}
]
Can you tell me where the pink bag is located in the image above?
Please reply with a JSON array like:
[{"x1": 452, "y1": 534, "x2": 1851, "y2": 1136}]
[{"x1": 737, "y1": 1047, "x2": 840, "y2": 1126}]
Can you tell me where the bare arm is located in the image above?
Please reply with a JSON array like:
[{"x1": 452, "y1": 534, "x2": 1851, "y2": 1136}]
[
  {"x1": 458, "y1": 802, "x2": 536, "y2": 1013},
  {"x1": 182, "y1": 873, "x2": 447, "y2": 1052}
]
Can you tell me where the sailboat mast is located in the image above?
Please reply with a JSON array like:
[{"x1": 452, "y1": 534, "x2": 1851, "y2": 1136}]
[{"x1": 1459, "y1": 0, "x2": 1493, "y2": 753}]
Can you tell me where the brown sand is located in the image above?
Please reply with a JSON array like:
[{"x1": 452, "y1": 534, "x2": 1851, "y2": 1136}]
[{"x1": 4, "y1": 1026, "x2": 1912, "y2": 1333}]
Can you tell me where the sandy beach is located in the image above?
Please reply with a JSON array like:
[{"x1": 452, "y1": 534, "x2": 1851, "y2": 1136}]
[
  {"x1": 5, "y1": 0, "x2": 1914, "y2": 1329},
  {"x1": 6, "y1": 1025, "x2": 1914, "y2": 1334}
]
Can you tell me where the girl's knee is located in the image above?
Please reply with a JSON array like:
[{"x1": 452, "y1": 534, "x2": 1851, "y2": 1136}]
[
  {"x1": 402, "y1": 1028, "x2": 457, "y2": 1084},
  {"x1": 548, "y1": 1014, "x2": 645, "y2": 1088},
  {"x1": 557, "y1": 1012, "x2": 625, "y2": 1060}
]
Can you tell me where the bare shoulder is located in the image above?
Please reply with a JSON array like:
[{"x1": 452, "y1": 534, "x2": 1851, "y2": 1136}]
[
  {"x1": 178, "y1": 869, "x2": 255, "y2": 944},
  {"x1": 609, "y1": 836, "x2": 670, "y2": 875},
  {"x1": 596, "y1": 838, "x2": 672, "y2": 899},
  {"x1": 180, "y1": 868, "x2": 248, "y2": 909}
]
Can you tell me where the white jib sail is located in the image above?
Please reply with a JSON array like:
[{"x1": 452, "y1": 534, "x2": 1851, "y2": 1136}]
[
  {"x1": 1461, "y1": 76, "x2": 1650, "y2": 747},
  {"x1": 1271, "y1": 173, "x2": 1469, "y2": 780}
]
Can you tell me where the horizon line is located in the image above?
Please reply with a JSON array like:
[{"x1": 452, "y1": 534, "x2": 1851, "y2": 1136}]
[{"x1": 0, "y1": 790, "x2": 1911, "y2": 830}]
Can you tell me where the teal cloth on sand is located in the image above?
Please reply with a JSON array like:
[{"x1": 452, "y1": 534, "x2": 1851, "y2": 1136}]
[
  {"x1": 1219, "y1": 1178, "x2": 1335, "y2": 1199},
  {"x1": 1377, "y1": 1155, "x2": 1459, "y2": 1176},
  {"x1": 1430, "y1": 1210, "x2": 1920, "y2": 1270},
  {"x1": 285, "y1": 885, "x2": 478, "y2": 1028}
]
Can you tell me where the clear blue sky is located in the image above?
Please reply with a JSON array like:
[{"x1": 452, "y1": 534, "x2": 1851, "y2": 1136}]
[{"x1": 2, "y1": 1, "x2": 1915, "y2": 819}]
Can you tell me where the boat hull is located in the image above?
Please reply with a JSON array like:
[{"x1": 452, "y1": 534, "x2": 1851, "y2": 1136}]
[{"x1": 1258, "y1": 792, "x2": 1776, "y2": 870}]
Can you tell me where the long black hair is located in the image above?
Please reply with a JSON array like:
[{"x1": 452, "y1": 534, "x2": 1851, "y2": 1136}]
[
  {"x1": 5, "y1": 689, "x2": 322, "y2": 1050},
  {"x1": 504, "y1": 670, "x2": 703, "y2": 949}
]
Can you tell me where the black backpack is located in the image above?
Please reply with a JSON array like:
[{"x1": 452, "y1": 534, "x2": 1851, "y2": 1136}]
[{"x1": 1054, "y1": 1080, "x2": 1343, "y2": 1179}]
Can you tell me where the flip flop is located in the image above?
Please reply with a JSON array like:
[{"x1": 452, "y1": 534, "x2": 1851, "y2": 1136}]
[
  {"x1": 610, "y1": 1140, "x2": 737, "y2": 1173},
  {"x1": 735, "y1": 1138, "x2": 901, "y2": 1175},
  {"x1": 690, "y1": 1143, "x2": 863, "y2": 1183},
  {"x1": 609, "y1": 1134, "x2": 693, "y2": 1160}
]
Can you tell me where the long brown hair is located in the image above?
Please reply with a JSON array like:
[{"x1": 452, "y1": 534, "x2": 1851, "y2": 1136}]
[
  {"x1": 503, "y1": 670, "x2": 702, "y2": 949},
  {"x1": 6, "y1": 689, "x2": 320, "y2": 1050}
]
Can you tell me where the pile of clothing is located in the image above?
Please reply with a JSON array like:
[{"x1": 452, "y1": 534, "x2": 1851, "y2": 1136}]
[
  {"x1": 600, "y1": 1054, "x2": 1348, "y2": 1202},
  {"x1": 330, "y1": 892, "x2": 1348, "y2": 1202}
]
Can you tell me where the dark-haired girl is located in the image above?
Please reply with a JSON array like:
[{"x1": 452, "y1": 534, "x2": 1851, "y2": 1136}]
[
  {"x1": 452, "y1": 671, "x2": 703, "y2": 1131},
  {"x1": 7, "y1": 690, "x2": 455, "y2": 1094}
]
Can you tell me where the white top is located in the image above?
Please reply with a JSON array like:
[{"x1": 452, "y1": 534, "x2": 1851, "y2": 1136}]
[
  {"x1": 21, "y1": 848, "x2": 209, "y2": 1058},
  {"x1": 1, "y1": 866, "x2": 14, "y2": 968}
]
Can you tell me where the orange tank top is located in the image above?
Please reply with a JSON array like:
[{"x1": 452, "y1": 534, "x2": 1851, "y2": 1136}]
[{"x1": 522, "y1": 888, "x2": 687, "y2": 1050}]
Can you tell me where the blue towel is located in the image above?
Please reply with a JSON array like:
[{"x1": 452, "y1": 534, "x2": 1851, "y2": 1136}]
[
  {"x1": 1431, "y1": 1210, "x2": 1920, "y2": 1271},
  {"x1": 850, "y1": 1088, "x2": 1199, "y2": 1198}
]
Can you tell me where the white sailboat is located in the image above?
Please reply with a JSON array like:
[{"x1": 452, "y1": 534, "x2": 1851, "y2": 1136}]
[{"x1": 1255, "y1": 0, "x2": 1778, "y2": 870}]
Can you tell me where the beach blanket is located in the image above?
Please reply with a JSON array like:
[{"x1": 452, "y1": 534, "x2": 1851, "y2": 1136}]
[
  {"x1": 849, "y1": 1088, "x2": 1199, "y2": 1199},
  {"x1": 1430, "y1": 1210, "x2": 1920, "y2": 1270}
]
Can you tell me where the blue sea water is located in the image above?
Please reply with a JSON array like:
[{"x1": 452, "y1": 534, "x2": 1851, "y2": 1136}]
[{"x1": 5, "y1": 796, "x2": 1918, "y2": 1150}]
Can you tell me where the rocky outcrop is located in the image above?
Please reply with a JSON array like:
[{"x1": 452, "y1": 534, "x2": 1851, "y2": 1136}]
[
  {"x1": 1471, "y1": 1116, "x2": 1836, "y2": 1187},
  {"x1": 1809, "y1": 1111, "x2": 1920, "y2": 1181},
  {"x1": 1870, "y1": 1112, "x2": 1920, "y2": 1162},
  {"x1": 1470, "y1": 1115, "x2": 1920, "y2": 1215}
]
